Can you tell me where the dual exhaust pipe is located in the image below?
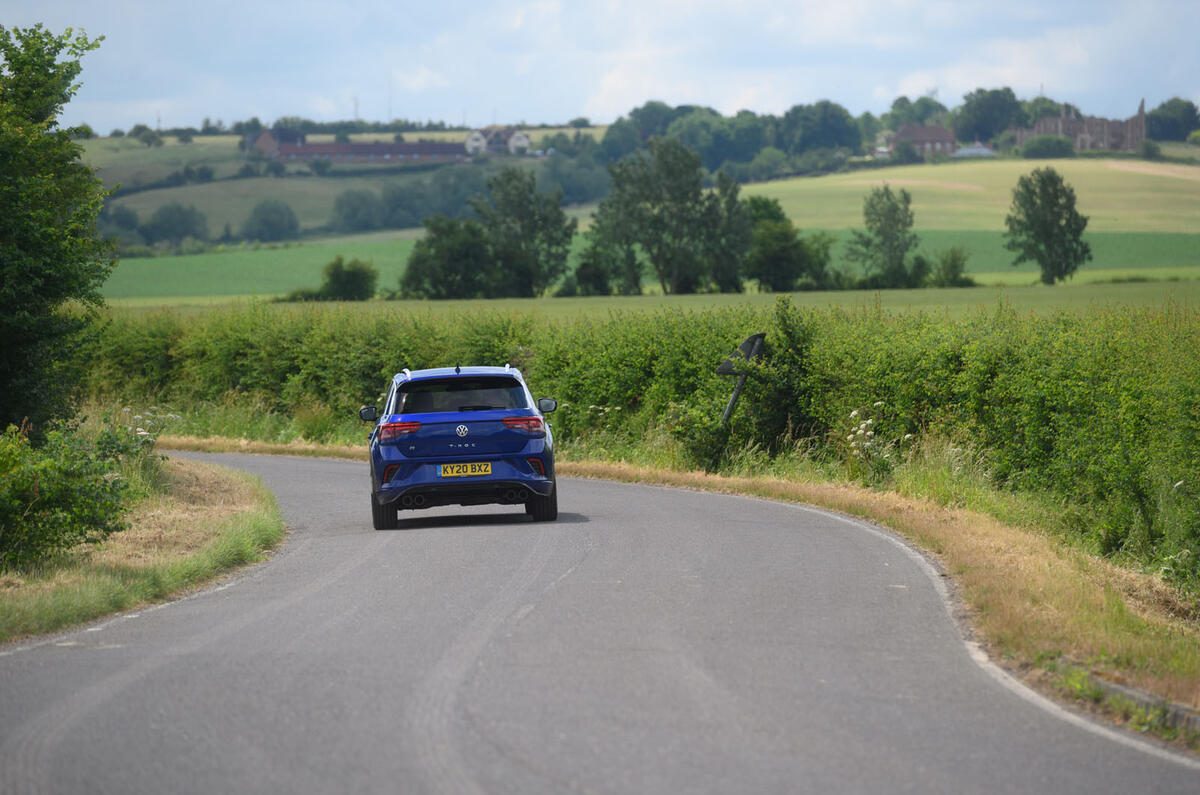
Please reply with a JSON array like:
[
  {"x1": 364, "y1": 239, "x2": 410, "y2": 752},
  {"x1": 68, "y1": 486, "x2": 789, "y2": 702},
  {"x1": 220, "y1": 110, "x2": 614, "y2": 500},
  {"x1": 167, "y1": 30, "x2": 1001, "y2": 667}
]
[{"x1": 398, "y1": 489, "x2": 529, "y2": 509}]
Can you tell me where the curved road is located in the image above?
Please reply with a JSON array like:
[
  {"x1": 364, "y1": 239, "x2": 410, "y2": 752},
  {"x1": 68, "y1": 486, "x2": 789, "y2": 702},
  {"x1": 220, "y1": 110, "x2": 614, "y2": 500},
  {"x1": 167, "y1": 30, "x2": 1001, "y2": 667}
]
[{"x1": 1, "y1": 452, "x2": 1196, "y2": 794}]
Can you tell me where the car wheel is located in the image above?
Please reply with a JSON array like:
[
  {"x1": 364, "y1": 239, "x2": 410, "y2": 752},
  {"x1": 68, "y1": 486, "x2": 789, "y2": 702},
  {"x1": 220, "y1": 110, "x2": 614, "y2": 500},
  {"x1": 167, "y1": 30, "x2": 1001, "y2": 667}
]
[
  {"x1": 371, "y1": 494, "x2": 398, "y2": 530},
  {"x1": 526, "y1": 479, "x2": 558, "y2": 522}
]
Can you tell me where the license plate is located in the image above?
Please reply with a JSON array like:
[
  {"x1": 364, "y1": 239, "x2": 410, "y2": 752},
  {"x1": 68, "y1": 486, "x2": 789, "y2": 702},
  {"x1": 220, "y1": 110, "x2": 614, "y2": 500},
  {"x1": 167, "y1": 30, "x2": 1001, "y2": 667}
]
[{"x1": 438, "y1": 462, "x2": 492, "y2": 477}]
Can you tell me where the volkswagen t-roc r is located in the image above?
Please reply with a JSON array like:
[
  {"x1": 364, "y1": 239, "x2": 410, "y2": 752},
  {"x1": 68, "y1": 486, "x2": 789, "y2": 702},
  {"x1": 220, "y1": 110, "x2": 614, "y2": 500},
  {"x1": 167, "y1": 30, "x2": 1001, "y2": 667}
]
[{"x1": 360, "y1": 366, "x2": 557, "y2": 529}]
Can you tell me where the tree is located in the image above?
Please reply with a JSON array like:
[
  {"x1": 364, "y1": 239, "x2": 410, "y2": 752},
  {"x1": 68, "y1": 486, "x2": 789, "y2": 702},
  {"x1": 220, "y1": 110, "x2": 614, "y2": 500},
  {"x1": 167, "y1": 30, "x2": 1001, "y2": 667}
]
[
  {"x1": 469, "y1": 167, "x2": 577, "y2": 297},
  {"x1": 241, "y1": 199, "x2": 299, "y2": 242},
  {"x1": 139, "y1": 202, "x2": 208, "y2": 244},
  {"x1": 596, "y1": 138, "x2": 713, "y2": 294},
  {"x1": 0, "y1": 24, "x2": 112, "y2": 432},
  {"x1": 317, "y1": 256, "x2": 377, "y2": 300},
  {"x1": 400, "y1": 216, "x2": 492, "y2": 299},
  {"x1": 704, "y1": 172, "x2": 751, "y2": 292},
  {"x1": 332, "y1": 189, "x2": 383, "y2": 231},
  {"x1": 954, "y1": 87, "x2": 1025, "y2": 143},
  {"x1": 746, "y1": 219, "x2": 806, "y2": 292},
  {"x1": 1147, "y1": 97, "x2": 1200, "y2": 141},
  {"x1": 1004, "y1": 167, "x2": 1091, "y2": 285},
  {"x1": 844, "y1": 185, "x2": 924, "y2": 288}
]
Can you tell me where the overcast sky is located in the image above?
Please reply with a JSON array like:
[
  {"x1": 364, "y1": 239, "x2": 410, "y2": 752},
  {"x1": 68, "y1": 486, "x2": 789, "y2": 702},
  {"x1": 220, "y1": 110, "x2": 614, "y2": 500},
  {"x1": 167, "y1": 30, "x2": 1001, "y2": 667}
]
[{"x1": 10, "y1": 1, "x2": 1198, "y2": 133}]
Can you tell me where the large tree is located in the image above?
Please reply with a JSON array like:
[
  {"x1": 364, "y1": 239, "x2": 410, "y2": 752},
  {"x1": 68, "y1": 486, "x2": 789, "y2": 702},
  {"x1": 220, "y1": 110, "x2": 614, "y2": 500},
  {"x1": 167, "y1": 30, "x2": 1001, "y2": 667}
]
[
  {"x1": 0, "y1": 25, "x2": 112, "y2": 432},
  {"x1": 844, "y1": 185, "x2": 925, "y2": 288},
  {"x1": 595, "y1": 138, "x2": 714, "y2": 294},
  {"x1": 469, "y1": 166, "x2": 577, "y2": 297},
  {"x1": 1004, "y1": 167, "x2": 1091, "y2": 285},
  {"x1": 399, "y1": 216, "x2": 492, "y2": 300},
  {"x1": 1147, "y1": 97, "x2": 1200, "y2": 141},
  {"x1": 954, "y1": 87, "x2": 1025, "y2": 143}
]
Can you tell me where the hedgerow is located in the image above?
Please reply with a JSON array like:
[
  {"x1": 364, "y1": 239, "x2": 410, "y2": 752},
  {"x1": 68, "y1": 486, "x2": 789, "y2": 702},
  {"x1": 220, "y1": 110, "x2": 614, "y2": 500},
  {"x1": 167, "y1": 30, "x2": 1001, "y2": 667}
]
[{"x1": 86, "y1": 299, "x2": 1200, "y2": 586}]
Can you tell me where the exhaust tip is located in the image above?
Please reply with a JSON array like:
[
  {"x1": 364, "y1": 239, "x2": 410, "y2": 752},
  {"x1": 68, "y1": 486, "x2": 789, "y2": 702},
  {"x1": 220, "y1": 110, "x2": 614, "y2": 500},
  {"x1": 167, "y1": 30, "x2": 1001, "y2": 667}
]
[
  {"x1": 401, "y1": 495, "x2": 414, "y2": 508},
  {"x1": 412, "y1": 494, "x2": 426, "y2": 507},
  {"x1": 516, "y1": 489, "x2": 529, "y2": 502}
]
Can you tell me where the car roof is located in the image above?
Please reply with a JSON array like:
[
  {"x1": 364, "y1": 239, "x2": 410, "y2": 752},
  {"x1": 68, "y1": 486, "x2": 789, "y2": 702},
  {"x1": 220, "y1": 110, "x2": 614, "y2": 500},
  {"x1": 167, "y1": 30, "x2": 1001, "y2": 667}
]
[{"x1": 392, "y1": 365, "x2": 525, "y2": 385}]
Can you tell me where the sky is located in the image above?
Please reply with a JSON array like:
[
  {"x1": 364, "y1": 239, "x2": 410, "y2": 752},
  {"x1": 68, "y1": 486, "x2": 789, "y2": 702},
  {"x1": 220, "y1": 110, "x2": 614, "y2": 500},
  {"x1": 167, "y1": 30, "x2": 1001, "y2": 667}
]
[{"x1": 9, "y1": 0, "x2": 1199, "y2": 133}]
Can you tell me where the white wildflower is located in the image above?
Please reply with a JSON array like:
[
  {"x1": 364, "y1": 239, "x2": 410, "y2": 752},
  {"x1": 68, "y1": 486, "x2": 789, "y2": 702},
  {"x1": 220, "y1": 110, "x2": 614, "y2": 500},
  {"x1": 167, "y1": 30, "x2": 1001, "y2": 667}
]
[
  {"x1": 1173, "y1": 480, "x2": 1185, "y2": 491},
  {"x1": 847, "y1": 435, "x2": 855, "y2": 442},
  {"x1": 873, "y1": 401, "x2": 883, "y2": 408},
  {"x1": 850, "y1": 409, "x2": 859, "y2": 419},
  {"x1": 903, "y1": 434, "x2": 914, "y2": 441}
]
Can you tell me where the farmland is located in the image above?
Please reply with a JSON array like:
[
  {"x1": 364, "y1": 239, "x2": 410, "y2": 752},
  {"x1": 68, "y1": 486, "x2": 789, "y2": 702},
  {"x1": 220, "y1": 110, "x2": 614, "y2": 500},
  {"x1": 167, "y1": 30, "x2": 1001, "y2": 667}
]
[{"x1": 98, "y1": 156, "x2": 1200, "y2": 306}]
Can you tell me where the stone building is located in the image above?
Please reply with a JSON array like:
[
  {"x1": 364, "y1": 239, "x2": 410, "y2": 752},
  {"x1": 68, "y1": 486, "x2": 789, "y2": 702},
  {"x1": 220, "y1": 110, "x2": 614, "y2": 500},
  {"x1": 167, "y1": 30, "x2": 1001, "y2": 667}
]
[{"x1": 1012, "y1": 101, "x2": 1146, "y2": 152}]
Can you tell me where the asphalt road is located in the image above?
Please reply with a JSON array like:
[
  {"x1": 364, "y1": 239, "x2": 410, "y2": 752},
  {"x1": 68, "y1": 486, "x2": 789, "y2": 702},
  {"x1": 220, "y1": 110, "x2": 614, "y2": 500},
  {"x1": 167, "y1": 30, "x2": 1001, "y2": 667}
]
[{"x1": 1, "y1": 452, "x2": 1197, "y2": 794}]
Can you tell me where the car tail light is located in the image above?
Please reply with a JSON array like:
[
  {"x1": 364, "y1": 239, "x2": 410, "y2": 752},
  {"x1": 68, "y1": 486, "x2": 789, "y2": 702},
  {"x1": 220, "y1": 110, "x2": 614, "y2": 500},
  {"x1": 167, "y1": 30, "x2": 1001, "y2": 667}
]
[
  {"x1": 526, "y1": 457, "x2": 545, "y2": 476},
  {"x1": 503, "y1": 416, "x2": 545, "y2": 435},
  {"x1": 380, "y1": 421, "x2": 421, "y2": 442}
]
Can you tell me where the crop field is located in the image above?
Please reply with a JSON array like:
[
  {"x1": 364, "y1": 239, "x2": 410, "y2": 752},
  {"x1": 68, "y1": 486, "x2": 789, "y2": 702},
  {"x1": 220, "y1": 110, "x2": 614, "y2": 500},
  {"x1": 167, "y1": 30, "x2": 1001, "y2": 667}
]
[
  {"x1": 85, "y1": 135, "x2": 244, "y2": 188},
  {"x1": 745, "y1": 158, "x2": 1200, "y2": 232}
]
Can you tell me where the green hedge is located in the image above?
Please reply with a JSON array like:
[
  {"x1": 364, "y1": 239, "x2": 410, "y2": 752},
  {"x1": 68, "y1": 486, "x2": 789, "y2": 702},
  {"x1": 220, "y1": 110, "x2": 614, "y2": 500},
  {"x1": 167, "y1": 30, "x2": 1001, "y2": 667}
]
[{"x1": 87, "y1": 300, "x2": 1200, "y2": 583}]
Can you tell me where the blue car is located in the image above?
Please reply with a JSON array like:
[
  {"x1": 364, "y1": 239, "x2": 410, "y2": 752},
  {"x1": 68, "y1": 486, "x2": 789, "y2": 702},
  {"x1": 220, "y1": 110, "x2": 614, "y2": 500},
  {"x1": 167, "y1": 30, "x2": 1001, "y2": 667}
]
[{"x1": 359, "y1": 365, "x2": 558, "y2": 529}]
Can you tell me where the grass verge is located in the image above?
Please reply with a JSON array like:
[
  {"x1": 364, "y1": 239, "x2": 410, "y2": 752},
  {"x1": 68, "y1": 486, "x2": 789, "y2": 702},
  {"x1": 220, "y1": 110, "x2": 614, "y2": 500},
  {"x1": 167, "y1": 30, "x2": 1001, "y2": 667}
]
[{"x1": 0, "y1": 457, "x2": 284, "y2": 644}]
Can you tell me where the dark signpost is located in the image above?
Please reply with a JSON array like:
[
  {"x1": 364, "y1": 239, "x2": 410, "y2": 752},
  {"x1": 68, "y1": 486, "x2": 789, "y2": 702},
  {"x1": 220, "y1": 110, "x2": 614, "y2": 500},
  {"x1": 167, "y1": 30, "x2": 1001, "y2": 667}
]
[{"x1": 716, "y1": 333, "x2": 765, "y2": 425}]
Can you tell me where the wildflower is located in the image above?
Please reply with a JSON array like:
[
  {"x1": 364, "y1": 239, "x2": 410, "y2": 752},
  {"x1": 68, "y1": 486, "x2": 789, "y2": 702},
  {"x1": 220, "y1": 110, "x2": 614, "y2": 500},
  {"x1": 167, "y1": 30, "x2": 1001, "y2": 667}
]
[
  {"x1": 850, "y1": 409, "x2": 859, "y2": 419},
  {"x1": 903, "y1": 434, "x2": 914, "y2": 441},
  {"x1": 847, "y1": 435, "x2": 855, "y2": 442},
  {"x1": 866, "y1": 431, "x2": 874, "y2": 438},
  {"x1": 1173, "y1": 480, "x2": 1185, "y2": 491},
  {"x1": 866, "y1": 418, "x2": 873, "y2": 425},
  {"x1": 873, "y1": 401, "x2": 883, "y2": 408}
]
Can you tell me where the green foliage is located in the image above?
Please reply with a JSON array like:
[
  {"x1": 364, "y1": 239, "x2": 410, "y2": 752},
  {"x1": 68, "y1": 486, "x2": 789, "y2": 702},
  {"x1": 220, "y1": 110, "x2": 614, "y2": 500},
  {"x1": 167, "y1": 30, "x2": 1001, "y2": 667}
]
[
  {"x1": 0, "y1": 424, "x2": 125, "y2": 565},
  {"x1": 1188, "y1": 130, "x2": 1200, "y2": 146},
  {"x1": 844, "y1": 184, "x2": 924, "y2": 288},
  {"x1": 241, "y1": 199, "x2": 299, "y2": 242},
  {"x1": 284, "y1": 256, "x2": 378, "y2": 302},
  {"x1": 1005, "y1": 167, "x2": 1092, "y2": 285},
  {"x1": 1141, "y1": 140, "x2": 1163, "y2": 161},
  {"x1": 332, "y1": 188, "x2": 384, "y2": 231},
  {"x1": 927, "y1": 247, "x2": 975, "y2": 288},
  {"x1": 0, "y1": 24, "x2": 113, "y2": 433},
  {"x1": 469, "y1": 166, "x2": 577, "y2": 297},
  {"x1": 1147, "y1": 98, "x2": 1200, "y2": 142},
  {"x1": 955, "y1": 87, "x2": 1025, "y2": 143},
  {"x1": 1021, "y1": 135, "x2": 1074, "y2": 159},
  {"x1": 400, "y1": 215, "x2": 492, "y2": 299},
  {"x1": 593, "y1": 138, "x2": 753, "y2": 294},
  {"x1": 139, "y1": 201, "x2": 209, "y2": 244}
]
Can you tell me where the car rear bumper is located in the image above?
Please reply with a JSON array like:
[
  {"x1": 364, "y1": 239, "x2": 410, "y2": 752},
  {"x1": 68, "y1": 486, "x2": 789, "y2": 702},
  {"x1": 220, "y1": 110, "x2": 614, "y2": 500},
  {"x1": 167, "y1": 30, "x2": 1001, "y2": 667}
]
[{"x1": 375, "y1": 477, "x2": 553, "y2": 509}]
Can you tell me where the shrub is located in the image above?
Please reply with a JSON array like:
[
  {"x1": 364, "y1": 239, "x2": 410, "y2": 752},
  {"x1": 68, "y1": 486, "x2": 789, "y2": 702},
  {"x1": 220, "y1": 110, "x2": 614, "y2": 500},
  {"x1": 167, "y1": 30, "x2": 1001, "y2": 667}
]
[
  {"x1": 1021, "y1": 135, "x2": 1074, "y2": 158},
  {"x1": 0, "y1": 424, "x2": 122, "y2": 565},
  {"x1": 332, "y1": 189, "x2": 384, "y2": 231}
]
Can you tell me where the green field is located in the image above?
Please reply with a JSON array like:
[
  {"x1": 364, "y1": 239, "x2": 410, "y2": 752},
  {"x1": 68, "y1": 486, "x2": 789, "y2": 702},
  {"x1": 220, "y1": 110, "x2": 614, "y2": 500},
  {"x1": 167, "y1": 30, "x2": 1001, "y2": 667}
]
[{"x1": 94, "y1": 155, "x2": 1200, "y2": 306}]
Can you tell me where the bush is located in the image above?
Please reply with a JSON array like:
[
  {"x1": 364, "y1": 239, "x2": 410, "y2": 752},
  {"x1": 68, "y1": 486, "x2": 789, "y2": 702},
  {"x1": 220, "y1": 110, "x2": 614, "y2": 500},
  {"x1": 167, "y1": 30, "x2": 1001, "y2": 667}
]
[
  {"x1": 0, "y1": 424, "x2": 125, "y2": 566},
  {"x1": 139, "y1": 202, "x2": 208, "y2": 244},
  {"x1": 282, "y1": 257, "x2": 378, "y2": 302},
  {"x1": 1141, "y1": 140, "x2": 1163, "y2": 161},
  {"x1": 1189, "y1": 130, "x2": 1200, "y2": 146},
  {"x1": 1021, "y1": 135, "x2": 1074, "y2": 158}
]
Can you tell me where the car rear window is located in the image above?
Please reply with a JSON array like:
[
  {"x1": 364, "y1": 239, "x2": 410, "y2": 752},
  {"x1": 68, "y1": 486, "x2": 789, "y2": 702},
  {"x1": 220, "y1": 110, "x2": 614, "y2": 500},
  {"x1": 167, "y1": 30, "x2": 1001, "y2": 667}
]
[{"x1": 396, "y1": 377, "x2": 528, "y2": 414}]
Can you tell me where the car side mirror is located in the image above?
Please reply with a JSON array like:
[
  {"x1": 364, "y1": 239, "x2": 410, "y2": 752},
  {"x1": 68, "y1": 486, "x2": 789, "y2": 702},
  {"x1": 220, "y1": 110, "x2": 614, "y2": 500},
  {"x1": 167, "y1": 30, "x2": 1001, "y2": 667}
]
[
  {"x1": 359, "y1": 405, "x2": 379, "y2": 422},
  {"x1": 537, "y1": 398, "x2": 557, "y2": 413}
]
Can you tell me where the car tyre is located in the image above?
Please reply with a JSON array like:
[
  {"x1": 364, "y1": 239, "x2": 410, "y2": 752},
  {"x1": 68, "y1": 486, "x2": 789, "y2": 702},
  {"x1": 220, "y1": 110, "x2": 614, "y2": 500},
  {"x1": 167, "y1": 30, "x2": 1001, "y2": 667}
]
[
  {"x1": 526, "y1": 479, "x2": 558, "y2": 522},
  {"x1": 372, "y1": 494, "x2": 398, "y2": 530}
]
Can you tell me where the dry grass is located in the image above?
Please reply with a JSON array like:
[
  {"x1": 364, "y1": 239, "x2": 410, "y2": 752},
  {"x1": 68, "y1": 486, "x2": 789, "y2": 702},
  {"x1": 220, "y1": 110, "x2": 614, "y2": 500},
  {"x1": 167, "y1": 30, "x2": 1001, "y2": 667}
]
[
  {"x1": 558, "y1": 461, "x2": 1200, "y2": 709},
  {"x1": 0, "y1": 458, "x2": 283, "y2": 642},
  {"x1": 158, "y1": 434, "x2": 365, "y2": 460}
]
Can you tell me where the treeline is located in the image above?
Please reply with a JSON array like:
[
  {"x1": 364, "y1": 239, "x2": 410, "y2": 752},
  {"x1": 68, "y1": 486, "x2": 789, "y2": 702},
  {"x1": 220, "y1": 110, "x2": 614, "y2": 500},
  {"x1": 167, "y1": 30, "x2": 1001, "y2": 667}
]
[{"x1": 86, "y1": 300, "x2": 1200, "y2": 591}]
